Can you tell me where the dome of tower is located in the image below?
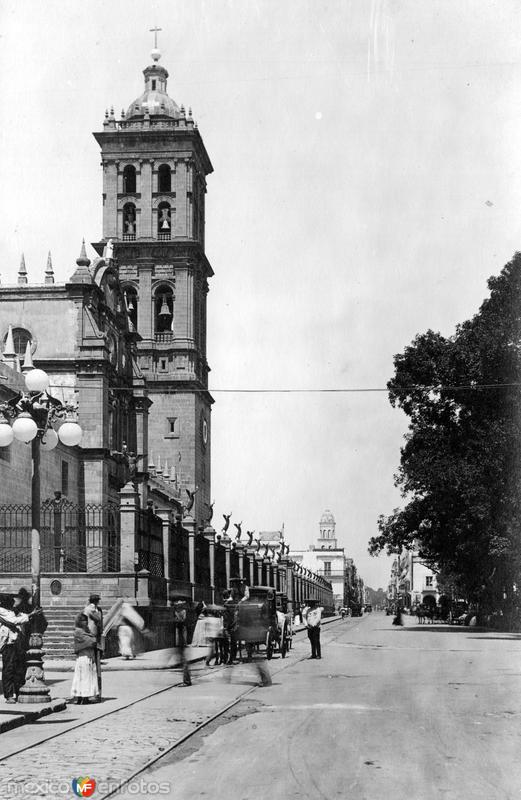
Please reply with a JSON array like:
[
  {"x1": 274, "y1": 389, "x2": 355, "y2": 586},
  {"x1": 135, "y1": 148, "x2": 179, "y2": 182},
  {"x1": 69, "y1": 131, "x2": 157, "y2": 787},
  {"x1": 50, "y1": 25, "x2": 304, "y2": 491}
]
[
  {"x1": 320, "y1": 510, "x2": 335, "y2": 525},
  {"x1": 126, "y1": 63, "x2": 181, "y2": 119}
]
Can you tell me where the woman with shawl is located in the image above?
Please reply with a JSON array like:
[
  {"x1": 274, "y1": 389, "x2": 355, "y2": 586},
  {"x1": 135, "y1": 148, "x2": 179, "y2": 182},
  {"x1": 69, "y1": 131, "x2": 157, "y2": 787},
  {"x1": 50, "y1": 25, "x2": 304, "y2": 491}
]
[{"x1": 71, "y1": 613, "x2": 99, "y2": 704}]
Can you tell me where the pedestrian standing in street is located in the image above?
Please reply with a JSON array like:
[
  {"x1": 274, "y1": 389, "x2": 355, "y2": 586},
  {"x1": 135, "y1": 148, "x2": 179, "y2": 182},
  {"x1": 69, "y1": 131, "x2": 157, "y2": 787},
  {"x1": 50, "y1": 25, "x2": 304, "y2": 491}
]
[
  {"x1": 172, "y1": 599, "x2": 192, "y2": 686},
  {"x1": 392, "y1": 605, "x2": 403, "y2": 626},
  {"x1": 12, "y1": 588, "x2": 33, "y2": 698},
  {"x1": 303, "y1": 599, "x2": 324, "y2": 659},
  {"x1": 223, "y1": 590, "x2": 238, "y2": 665},
  {"x1": 0, "y1": 595, "x2": 30, "y2": 703},
  {"x1": 71, "y1": 613, "x2": 99, "y2": 704},
  {"x1": 83, "y1": 593, "x2": 103, "y2": 700}
]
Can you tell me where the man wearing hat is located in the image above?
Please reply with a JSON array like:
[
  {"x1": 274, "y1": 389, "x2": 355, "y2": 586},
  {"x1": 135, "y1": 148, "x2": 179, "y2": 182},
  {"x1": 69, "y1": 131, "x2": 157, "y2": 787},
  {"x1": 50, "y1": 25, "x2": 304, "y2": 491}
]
[
  {"x1": 302, "y1": 598, "x2": 324, "y2": 659},
  {"x1": 172, "y1": 598, "x2": 192, "y2": 686}
]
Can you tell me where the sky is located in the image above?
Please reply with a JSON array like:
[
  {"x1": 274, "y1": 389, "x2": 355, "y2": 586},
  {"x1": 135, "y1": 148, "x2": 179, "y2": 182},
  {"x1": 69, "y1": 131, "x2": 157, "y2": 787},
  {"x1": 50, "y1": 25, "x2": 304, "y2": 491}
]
[{"x1": 1, "y1": 0, "x2": 521, "y2": 589}]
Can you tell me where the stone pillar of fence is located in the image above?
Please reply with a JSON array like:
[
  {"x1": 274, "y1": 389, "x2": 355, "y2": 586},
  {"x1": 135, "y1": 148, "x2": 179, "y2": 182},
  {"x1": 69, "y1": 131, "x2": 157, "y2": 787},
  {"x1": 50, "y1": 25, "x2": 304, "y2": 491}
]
[
  {"x1": 255, "y1": 554, "x2": 262, "y2": 585},
  {"x1": 236, "y1": 543, "x2": 245, "y2": 579},
  {"x1": 283, "y1": 561, "x2": 293, "y2": 611},
  {"x1": 119, "y1": 481, "x2": 139, "y2": 572},
  {"x1": 246, "y1": 548, "x2": 255, "y2": 586},
  {"x1": 204, "y1": 524, "x2": 216, "y2": 604},
  {"x1": 224, "y1": 540, "x2": 231, "y2": 589},
  {"x1": 157, "y1": 510, "x2": 172, "y2": 604},
  {"x1": 184, "y1": 514, "x2": 196, "y2": 601}
]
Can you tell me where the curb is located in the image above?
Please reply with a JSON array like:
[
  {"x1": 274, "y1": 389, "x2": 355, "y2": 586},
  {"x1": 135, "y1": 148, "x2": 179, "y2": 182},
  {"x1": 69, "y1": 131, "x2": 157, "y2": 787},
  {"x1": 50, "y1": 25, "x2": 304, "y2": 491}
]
[{"x1": 0, "y1": 698, "x2": 66, "y2": 733}]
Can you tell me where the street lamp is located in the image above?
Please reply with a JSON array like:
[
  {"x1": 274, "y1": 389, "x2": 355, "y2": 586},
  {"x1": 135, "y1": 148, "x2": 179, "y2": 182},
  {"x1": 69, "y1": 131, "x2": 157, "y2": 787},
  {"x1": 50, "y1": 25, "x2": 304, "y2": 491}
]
[{"x1": 0, "y1": 367, "x2": 82, "y2": 703}]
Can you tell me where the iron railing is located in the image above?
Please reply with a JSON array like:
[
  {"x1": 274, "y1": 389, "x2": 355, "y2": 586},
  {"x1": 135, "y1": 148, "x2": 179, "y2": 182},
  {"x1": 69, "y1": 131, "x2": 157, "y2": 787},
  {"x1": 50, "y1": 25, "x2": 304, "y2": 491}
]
[
  {"x1": 0, "y1": 502, "x2": 120, "y2": 573},
  {"x1": 137, "y1": 509, "x2": 164, "y2": 577}
]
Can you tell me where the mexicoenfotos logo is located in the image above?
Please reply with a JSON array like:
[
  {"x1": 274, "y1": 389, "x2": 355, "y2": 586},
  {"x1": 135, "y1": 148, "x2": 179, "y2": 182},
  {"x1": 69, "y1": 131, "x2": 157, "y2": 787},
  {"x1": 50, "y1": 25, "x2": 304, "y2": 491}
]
[{"x1": 71, "y1": 777, "x2": 96, "y2": 797}]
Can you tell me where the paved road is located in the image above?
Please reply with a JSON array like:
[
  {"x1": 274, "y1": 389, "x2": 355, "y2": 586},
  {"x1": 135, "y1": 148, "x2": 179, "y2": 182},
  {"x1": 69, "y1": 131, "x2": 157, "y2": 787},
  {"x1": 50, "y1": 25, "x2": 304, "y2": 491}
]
[
  {"x1": 1, "y1": 614, "x2": 521, "y2": 799},
  {"x1": 115, "y1": 613, "x2": 521, "y2": 800}
]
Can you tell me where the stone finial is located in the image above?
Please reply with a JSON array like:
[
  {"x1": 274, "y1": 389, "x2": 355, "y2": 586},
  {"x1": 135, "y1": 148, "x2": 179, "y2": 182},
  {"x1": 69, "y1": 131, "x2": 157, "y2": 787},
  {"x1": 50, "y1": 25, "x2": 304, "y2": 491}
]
[
  {"x1": 3, "y1": 325, "x2": 15, "y2": 357},
  {"x1": 68, "y1": 239, "x2": 93, "y2": 284},
  {"x1": 121, "y1": 108, "x2": 126, "y2": 118},
  {"x1": 45, "y1": 251, "x2": 55, "y2": 285},
  {"x1": 18, "y1": 253, "x2": 28, "y2": 285},
  {"x1": 180, "y1": 104, "x2": 185, "y2": 116},
  {"x1": 156, "y1": 454, "x2": 163, "y2": 476},
  {"x1": 76, "y1": 239, "x2": 91, "y2": 268},
  {"x1": 105, "y1": 109, "x2": 109, "y2": 119},
  {"x1": 2, "y1": 324, "x2": 17, "y2": 369},
  {"x1": 163, "y1": 459, "x2": 170, "y2": 479},
  {"x1": 188, "y1": 107, "x2": 192, "y2": 118},
  {"x1": 21, "y1": 339, "x2": 34, "y2": 372},
  {"x1": 110, "y1": 106, "x2": 115, "y2": 117}
]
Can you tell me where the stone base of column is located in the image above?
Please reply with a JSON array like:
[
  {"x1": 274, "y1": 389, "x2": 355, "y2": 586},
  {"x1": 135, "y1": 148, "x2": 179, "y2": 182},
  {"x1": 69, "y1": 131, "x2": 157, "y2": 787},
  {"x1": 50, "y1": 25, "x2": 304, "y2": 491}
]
[{"x1": 17, "y1": 633, "x2": 51, "y2": 704}]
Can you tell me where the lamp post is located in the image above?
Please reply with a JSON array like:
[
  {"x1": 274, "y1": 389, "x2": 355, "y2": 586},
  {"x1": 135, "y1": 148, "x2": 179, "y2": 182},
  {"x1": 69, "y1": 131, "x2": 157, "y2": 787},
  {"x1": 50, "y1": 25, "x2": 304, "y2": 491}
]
[{"x1": 0, "y1": 367, "x2": 82, "y2": 703}]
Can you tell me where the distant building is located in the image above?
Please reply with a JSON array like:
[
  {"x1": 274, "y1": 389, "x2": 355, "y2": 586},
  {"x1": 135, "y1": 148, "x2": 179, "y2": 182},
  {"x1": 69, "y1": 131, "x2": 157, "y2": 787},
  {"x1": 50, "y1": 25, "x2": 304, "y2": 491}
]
[
  {"x1": 289, "y1": 510, "x2": 361, "y2": 609},
  {"x1": 387, "y1": 548, "x2": 438, "y2": 609}
]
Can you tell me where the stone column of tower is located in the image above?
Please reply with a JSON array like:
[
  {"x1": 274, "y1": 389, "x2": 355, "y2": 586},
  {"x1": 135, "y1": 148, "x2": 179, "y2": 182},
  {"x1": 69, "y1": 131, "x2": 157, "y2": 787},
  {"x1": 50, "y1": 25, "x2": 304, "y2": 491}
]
[
  {"x1": 318, "y1": 510, "x2": 337, "y2": 548},
  {"x1": 92, "y1": 46, "x2": 214, "y2": 524}
]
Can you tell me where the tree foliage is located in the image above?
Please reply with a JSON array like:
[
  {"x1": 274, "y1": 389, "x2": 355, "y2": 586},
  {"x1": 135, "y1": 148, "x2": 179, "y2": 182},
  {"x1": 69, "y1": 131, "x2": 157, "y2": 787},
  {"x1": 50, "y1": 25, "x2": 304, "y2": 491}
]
[{"x1": 369, "y1": 255, "x2": 521, "y2": 606}]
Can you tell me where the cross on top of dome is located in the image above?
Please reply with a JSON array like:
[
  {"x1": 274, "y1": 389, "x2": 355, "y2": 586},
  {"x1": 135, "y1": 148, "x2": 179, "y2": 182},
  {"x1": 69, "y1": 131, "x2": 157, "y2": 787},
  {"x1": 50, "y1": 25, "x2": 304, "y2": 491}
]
[{"x1": 149, "y1": 25, "x2": 162, "y2": 62}]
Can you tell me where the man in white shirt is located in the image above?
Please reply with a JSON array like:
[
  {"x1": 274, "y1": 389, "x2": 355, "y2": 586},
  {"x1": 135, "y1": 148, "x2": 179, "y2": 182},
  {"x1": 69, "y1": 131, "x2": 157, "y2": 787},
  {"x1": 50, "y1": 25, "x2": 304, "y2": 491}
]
[{"x1": 303, "y1": 599, "x2": 324, "y2": 659}]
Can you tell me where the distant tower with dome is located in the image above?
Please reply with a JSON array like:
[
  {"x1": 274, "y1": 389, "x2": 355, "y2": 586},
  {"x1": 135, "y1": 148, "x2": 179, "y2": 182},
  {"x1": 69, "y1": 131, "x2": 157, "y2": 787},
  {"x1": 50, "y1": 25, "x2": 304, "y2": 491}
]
[{"x1": 318, "y1": 509, "x2": 337, "y2": 548}]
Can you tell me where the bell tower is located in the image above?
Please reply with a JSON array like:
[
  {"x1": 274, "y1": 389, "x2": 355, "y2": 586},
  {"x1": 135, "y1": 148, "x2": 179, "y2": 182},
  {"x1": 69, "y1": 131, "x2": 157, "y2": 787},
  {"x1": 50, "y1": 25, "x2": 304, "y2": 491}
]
[{"x1": 92, "y1": 42, "x2": 214, "y2": 523}]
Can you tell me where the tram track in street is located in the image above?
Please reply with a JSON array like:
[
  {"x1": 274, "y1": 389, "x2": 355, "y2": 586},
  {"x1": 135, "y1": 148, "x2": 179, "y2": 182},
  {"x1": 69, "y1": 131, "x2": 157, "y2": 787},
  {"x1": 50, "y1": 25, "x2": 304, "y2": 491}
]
[
  {"x1": 101, "y1": 617, "x2": 355, "y2": 799},
  {"x1": 0, "y1": 616, "x2": 354, "y2": 799}
]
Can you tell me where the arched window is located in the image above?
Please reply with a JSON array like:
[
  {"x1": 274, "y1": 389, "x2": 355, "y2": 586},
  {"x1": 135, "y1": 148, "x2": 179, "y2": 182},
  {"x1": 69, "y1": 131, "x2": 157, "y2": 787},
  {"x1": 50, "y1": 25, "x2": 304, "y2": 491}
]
[
  {"x1": 157, "y1": 202, "x2": 171, "y2": 239},
  {"x1": 124, "y1": 286, "x2": 138, "y2": 329},
  {"x1": 122, "y1": 165, "x2": 136, "y2": 193},
  {"x1": 154, "y1": 284, "x2": 174, "y2": 335},
  {"x1": 123, "y1": 203, "x2": 136, "y2": 240},
  {"x1": 5, "y1": 327, "x2": 33, "y2": 358},
  {"x1": 158, "y1": 164, "x2": 171, "y2": 192}
]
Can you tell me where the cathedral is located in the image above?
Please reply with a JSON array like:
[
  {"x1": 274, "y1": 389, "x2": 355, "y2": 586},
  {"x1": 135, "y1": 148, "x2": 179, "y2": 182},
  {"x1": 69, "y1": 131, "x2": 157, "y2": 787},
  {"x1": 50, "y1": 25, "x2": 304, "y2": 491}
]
[
  {"x1": 0, "y1": 43, "x2": 213, "y2": 516},
  {"x1": 0, "y1": 44, "x2": 215, "y2": 654},
  {"x1": 0, "y1": 43, "x2": 333, "y2": 657}
]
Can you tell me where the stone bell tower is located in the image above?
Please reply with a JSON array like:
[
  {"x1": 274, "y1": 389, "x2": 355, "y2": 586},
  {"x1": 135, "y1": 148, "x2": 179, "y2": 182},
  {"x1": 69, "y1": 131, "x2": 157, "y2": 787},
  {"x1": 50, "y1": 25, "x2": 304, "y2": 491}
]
[{"x1": 92, "y1": 41, "x2": 214, "y2": 523}]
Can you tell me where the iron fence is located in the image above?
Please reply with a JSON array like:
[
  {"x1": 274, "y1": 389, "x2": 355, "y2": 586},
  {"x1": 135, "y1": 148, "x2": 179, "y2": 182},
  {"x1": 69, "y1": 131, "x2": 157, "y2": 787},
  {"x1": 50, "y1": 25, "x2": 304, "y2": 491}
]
[
  {"x1": 137, "y1": 509, "x2": 164, "y2": 578},
  {"x1": 0, "y1": 501, "x2": 120, "y2": 573}
]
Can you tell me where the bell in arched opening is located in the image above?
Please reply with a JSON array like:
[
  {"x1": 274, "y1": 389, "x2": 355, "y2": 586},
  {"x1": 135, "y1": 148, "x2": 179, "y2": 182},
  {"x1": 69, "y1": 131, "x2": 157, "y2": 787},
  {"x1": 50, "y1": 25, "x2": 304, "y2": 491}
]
[{"x1": 159, "y1": 295, "x2": 171, "y2": 317}]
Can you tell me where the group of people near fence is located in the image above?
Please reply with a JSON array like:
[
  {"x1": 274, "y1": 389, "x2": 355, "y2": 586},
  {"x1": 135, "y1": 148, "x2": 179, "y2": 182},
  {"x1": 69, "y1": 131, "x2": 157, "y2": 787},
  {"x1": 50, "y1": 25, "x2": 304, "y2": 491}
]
[
  {"x1": 0, "y1": 585, "x2": 326, "y2": 705},
  {"x1": 0, "y1": 587, "x2": 46, "y2": 704}
]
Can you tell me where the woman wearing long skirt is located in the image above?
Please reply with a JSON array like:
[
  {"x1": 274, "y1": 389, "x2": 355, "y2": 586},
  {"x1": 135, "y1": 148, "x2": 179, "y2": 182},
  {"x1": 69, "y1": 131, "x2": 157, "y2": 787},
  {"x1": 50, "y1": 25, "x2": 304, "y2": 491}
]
[
  {"x1": 118, "y1": 623, "x2": 135, "y2": 659},
  {"x1": 71, "y1": 613, "x2": 99, "y2": 704},
  {"x1": 190, "y1": 604, "x2": 208, "y2": 647}
]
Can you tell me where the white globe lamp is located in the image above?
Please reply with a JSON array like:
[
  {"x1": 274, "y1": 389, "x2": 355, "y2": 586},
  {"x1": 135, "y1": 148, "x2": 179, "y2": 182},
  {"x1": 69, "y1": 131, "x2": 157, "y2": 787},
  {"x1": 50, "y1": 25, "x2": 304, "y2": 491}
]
[
  {"x1": 58, "y1": 421, "x2": 82, "y2": 447},
  {"x1": 25, "y1": 369, "x2": 50, "y2": 393},
  {"x1": 0, "y1": 422, "x2": 14, "y2": 447},
  {"x1": 12, "y1": 413, "x2": 38, "y2": 443},
  {"x1": 40, "y1": 428, "x2": 59, "y2": 451}
]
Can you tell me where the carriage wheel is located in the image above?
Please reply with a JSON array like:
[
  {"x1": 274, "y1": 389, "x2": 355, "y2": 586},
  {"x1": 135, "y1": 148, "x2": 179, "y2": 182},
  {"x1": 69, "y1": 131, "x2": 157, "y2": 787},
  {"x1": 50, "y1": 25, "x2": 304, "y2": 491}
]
[
  {"x1": 280, "y1": 624, "x2": 287, "y2": 658},
  {"x1": 266, "y1": 631, "x2": 274, "y2": 660}
]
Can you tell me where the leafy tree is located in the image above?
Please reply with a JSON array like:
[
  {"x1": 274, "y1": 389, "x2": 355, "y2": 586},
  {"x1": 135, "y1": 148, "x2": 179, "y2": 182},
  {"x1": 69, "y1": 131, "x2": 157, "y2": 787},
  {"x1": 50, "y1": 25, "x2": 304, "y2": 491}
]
[{"x1": 369, "y1": 255, "x2": 521, "y2": 609}]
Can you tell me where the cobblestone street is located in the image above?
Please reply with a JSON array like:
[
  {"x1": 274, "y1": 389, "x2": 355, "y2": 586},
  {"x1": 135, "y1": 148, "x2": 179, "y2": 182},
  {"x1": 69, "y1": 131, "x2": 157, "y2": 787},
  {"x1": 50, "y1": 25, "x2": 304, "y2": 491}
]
[{"x1": 2, "y1": 616, "x2": 521, "y2": 799}]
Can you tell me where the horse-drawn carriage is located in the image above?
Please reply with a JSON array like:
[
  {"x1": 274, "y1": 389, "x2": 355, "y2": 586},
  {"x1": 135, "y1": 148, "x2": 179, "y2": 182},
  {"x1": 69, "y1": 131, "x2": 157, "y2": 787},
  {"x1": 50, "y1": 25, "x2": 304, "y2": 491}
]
[{"x1": 236, "y1": 586, "x2": 292, "y2": 660}]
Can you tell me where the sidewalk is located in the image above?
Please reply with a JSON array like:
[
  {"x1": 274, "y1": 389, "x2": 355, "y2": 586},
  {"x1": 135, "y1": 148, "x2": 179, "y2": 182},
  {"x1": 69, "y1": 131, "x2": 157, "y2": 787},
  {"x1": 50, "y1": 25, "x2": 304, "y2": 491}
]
[
  {"x1": 41, "y1": 614, "x2": 340, "y2": 672},
  {"x1": 0, "y1": 615, "x2": 342, "y2": 736}
]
